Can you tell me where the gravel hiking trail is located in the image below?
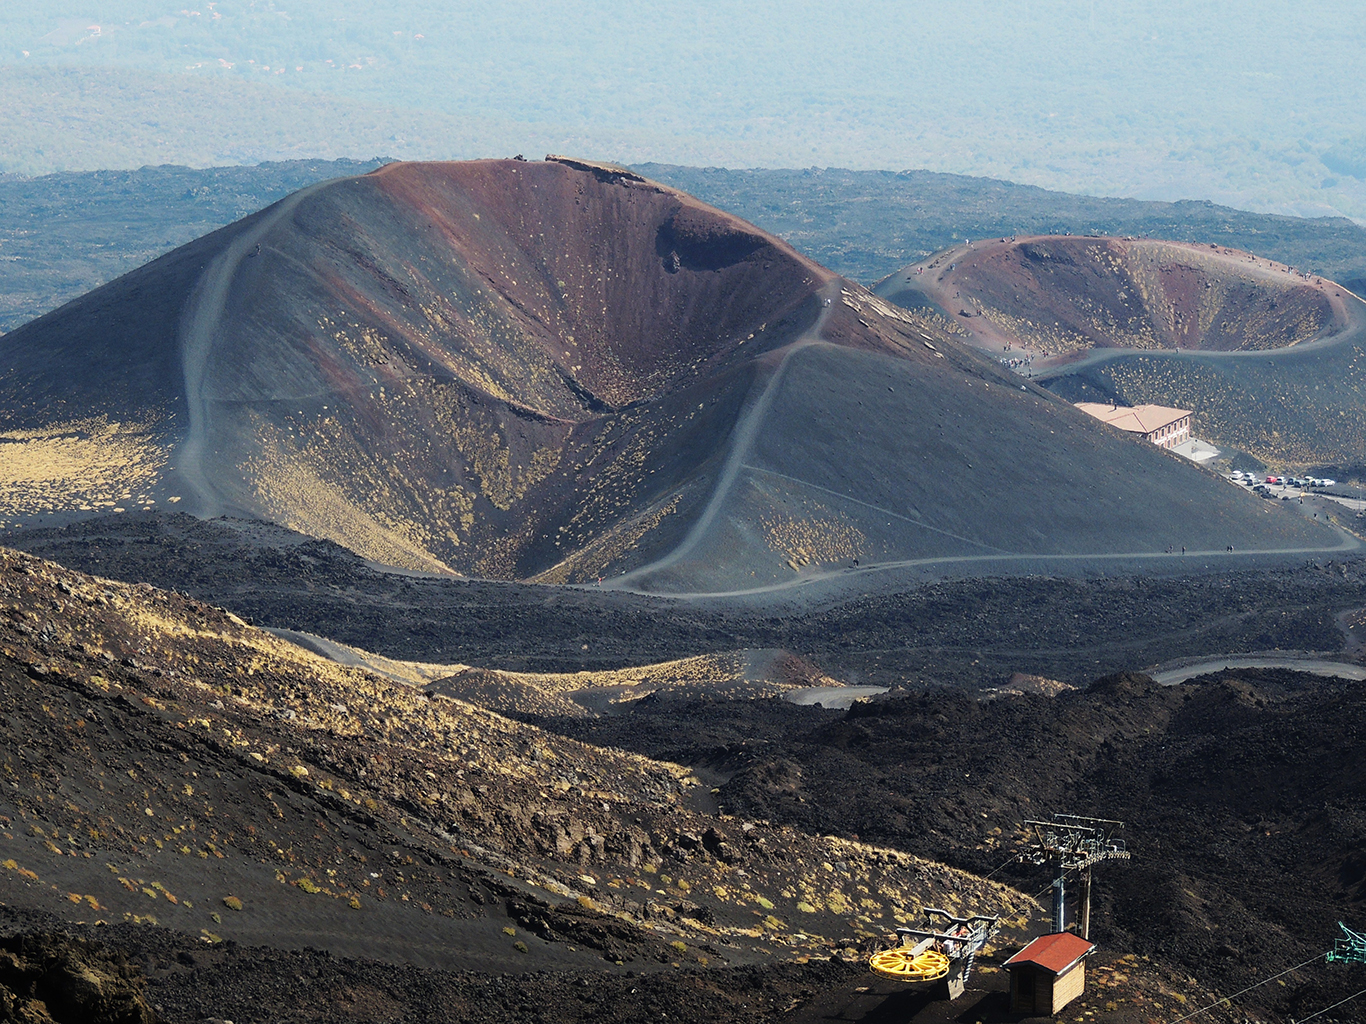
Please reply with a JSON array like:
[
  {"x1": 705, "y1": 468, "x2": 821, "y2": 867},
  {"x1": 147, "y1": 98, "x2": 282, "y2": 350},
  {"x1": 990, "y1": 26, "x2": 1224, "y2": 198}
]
[
  {"x1": 609, "y1": 279, "x2": 844, "y2": 589},
  {"x1": 174, "y1": 180, "x2": 338, "y2": 517},
  {"x1": 618, "y1": 529, "x2": 1363, "y2": 602}
]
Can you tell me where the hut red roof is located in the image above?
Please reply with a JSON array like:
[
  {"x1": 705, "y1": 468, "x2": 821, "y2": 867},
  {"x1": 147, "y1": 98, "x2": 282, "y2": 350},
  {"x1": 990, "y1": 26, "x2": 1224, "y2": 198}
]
[
  {"x1": 1003, "y1": 932, "x2": 1095, "y2": 975},
  {"x1": 1074, "y1": 402, "x2": 1191, "y2": 435}
]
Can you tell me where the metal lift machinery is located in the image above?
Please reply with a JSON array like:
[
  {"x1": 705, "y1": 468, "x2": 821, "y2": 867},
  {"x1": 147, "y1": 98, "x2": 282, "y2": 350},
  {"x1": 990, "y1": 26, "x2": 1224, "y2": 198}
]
[
  {"x1": 1023, "y1": 814, "x2": 1130, "y2": 939},
  {"x1": 869, "y1": 908, "x2": 1001, "y2": 999},
  {"x1": 1328, "y1": 921, "x2": 1366, "y2": 965}
]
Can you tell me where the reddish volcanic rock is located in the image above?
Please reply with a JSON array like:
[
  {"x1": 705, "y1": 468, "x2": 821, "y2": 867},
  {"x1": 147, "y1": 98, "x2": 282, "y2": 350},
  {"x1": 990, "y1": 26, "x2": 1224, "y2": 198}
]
[{"x1": 0, "y1": 163, "x2": 1345, "y2": 588}]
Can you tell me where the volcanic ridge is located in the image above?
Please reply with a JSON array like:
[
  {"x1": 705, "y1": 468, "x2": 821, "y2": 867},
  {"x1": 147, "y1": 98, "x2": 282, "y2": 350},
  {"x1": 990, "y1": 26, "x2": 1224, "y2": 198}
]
[
  {"x1": 876, "y1": 235, "x2": 1366, "y2": 472},
  {"x1": 0, "y1": 161, "x2": 1350, "y2": 592}
]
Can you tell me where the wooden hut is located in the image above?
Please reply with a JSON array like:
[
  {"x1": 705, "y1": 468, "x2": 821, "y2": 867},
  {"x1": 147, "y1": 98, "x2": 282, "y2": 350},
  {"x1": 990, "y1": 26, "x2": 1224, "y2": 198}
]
[{"x1": 1003, "y1": 932, "x2": 1095, "y2": 1015}]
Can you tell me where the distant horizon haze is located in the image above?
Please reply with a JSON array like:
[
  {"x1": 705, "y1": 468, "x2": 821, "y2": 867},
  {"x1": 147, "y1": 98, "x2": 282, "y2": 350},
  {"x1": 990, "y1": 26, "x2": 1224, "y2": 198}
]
[{"x1": 2, "y1": 2, "x2": 1366, "y2": 221}]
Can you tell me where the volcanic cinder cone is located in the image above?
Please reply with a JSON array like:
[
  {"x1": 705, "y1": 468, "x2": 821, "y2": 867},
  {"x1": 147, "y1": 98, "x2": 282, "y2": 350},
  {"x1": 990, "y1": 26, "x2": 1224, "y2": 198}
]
[
  {"x1": 874, "y1": 234, "x2": 1366, "y2": 471},
  {"x1": 0, "y1": 160, "x2": 1348, "y2": 591}
]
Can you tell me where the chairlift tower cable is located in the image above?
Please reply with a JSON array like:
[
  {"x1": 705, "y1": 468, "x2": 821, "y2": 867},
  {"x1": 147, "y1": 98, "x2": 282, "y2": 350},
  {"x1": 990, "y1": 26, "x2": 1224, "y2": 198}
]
[{"x1": 1021, "y1": 813, "x2": 1131, "y2": 938}]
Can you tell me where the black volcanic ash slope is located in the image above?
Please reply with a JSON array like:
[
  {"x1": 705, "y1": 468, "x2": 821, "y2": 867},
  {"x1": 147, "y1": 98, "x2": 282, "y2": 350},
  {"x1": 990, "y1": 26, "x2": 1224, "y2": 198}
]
[
  {"x1": 4, "y1": 546, "x2": 1335, "y2": 1024},
  {"x1": 0, "y1": 546, "x2": 1034, "y2": 992},
  {"x1": 543, "y1": 669, "x2": 1366, "y2": 1024},
  {"x1": 0, "y1": 159, "x2": 1346, "y2": 590}
]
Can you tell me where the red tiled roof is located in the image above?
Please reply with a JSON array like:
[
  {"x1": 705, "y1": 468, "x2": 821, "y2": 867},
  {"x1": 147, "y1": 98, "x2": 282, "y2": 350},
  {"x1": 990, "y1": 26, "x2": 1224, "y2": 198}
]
[
  {"x1": 1004, "y1": 932, "x2": 1095, "y2": 974},
  {"x1": 1074, "y1": 402, "x2": 1191, "y2": 435}
]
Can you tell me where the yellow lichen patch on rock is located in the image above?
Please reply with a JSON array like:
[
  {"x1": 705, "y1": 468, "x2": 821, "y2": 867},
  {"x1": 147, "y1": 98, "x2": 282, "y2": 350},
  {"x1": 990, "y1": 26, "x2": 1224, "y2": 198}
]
[
  {"x1": 0, "y1": 416, "x2": 169, "y2": 523},
  {"x1": 760, "y1": 503, "x2": 866, "y2": 571},
  {"x1": 532, "y1": 491, "x2": 684, "y2": 585},
  {"x1": 241, "y1": 412, "x2": 457, "y2": 575},
  {"x1": 977, "y1": 305, "x2": 1094, "y2": 357}
]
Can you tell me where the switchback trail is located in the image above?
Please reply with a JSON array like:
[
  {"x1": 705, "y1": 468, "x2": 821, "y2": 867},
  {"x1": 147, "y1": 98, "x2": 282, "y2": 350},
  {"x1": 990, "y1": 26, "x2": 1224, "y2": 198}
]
[{"x1": 608, "y1": 278, "x2": 842, "y2": 588}]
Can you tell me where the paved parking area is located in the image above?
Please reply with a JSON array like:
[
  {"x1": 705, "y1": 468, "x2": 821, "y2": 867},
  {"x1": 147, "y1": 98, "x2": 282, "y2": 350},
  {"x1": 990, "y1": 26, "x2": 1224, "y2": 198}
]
[
  {"x1": 1226, "y1": 474, "x2": 1366, "y2": 525},
  {"x1": 1172, "y1": 438, "x2": 1221, "y2": 462}
]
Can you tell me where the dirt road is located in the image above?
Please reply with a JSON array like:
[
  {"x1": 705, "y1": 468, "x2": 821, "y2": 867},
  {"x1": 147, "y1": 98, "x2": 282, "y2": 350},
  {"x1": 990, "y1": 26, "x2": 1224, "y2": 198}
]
[{"x1": 612, "y1": 527, "x2": 1361, "y2": 603}]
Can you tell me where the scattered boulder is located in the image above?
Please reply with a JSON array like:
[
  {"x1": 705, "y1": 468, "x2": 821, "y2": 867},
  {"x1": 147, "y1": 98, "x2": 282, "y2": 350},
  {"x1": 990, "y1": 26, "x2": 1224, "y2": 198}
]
[{"x1": 0, "y1": 933, "x2": 158, "y2": 1024}]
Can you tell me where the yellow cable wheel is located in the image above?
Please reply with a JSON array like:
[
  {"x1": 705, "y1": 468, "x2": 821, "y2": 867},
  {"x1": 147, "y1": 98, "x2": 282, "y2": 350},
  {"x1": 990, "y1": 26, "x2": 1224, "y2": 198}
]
[{"x1": 868, "y1": 947, "x2": 951, "y2": 982}]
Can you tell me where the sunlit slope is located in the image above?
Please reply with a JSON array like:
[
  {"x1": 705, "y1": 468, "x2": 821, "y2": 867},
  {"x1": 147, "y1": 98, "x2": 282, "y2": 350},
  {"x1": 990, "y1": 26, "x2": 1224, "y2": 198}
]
[
  {"x1": 0, "y1": 167, "x2": 1347, "y2": 587},
  {"x1": 624, "y1": 299, "x2": 1346, "y2": 594},
  {"x1": 873, "y1": 235, "x2": 1366, "y2": 470},
  {"x1": 0, "y1": 158, "x2": 832, "y2": 573}
]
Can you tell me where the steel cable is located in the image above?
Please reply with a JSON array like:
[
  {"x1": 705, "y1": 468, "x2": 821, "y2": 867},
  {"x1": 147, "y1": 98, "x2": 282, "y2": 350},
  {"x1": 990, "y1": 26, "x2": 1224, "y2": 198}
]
[
  {"x1": 1291, "y1": 985, "x2": 1366, "y2": 1024},
  {"x1": 1163, "y1": 951, "x2": 1328, "y2": 1024}
]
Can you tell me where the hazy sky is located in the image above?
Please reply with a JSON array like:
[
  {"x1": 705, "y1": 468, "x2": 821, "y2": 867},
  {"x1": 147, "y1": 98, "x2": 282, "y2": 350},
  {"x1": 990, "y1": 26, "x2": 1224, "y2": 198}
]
[{"x1": 3, "y1": 2, "x2": 1365, "y2": 217}]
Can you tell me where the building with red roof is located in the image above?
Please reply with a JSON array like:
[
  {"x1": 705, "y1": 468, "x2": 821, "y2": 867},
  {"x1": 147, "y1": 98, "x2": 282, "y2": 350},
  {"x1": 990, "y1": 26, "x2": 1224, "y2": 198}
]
[
  {"x1": 1004, "y1": 932, "x2": 1096, "y2": 1015},
  {"x1": 1074, "y1": 402, "x2": 1192, "y2": 449}
]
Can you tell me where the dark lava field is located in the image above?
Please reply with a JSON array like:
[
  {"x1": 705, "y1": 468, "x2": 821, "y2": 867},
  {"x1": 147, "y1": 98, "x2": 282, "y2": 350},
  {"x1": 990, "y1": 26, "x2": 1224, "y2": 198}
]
[
  {"x1": 1, "y1": 542, "x2": 1364, "y2": 1024},
  {"x1": 2, "y1": 159, "x2": 1365, "y2": 1024},
  {"x1": 5, "y1": 512, "x2": 1362, "y2": 688}
]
